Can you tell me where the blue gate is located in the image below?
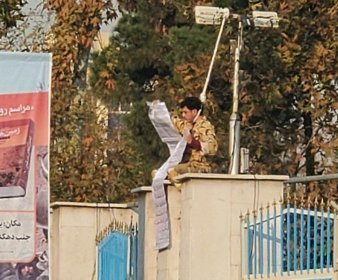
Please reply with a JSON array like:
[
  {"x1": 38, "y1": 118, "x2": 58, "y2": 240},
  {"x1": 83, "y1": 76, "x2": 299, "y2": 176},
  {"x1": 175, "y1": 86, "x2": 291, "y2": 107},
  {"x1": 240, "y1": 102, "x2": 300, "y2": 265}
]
[{"x1": 97, "y1": 221, "x2": 138, "y2": 280}]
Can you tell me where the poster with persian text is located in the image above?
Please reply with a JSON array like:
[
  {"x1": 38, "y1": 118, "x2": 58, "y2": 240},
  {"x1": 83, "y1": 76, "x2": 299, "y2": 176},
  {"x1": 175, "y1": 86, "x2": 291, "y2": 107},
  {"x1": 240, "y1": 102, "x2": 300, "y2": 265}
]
[{"x1": 0, "y1": 52, "x2": 51, "y2": 280}]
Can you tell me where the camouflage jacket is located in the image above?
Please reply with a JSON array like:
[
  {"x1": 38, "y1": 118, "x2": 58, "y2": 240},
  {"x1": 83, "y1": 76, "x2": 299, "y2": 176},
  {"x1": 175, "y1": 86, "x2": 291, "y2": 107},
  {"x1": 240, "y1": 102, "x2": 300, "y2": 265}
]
[{"x1": 172, "y1": 115, "x2": 218, "y2": 166}]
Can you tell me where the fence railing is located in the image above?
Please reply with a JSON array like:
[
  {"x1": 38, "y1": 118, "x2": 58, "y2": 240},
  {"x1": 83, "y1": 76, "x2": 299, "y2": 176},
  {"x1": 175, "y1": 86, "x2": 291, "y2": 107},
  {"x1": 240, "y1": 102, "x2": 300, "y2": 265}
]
[
  {"x1": 96, "y1": 219, "x2": 138, "y2": 280},
  {"x1": 241, "y1": 174, "x2": 338, "y2": 279}
]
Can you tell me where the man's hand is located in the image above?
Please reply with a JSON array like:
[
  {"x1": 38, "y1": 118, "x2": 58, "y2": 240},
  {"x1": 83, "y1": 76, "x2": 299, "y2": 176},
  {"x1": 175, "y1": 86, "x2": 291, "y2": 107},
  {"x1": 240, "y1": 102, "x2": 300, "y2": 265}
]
[
  {"x1": 183, "y1": 128, "x2": 201, "y2": 151},
  {"x1": 184, "y1": 132, "x2": 193, "y2": 144},
  {"x1": 183, "y1": 128, "x2": 193, "y2": 144}
]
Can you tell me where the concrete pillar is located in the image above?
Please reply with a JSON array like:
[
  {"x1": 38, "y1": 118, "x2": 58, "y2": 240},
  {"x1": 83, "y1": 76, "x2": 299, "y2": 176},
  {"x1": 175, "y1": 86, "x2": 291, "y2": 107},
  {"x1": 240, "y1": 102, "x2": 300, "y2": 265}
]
[
  {"x1": 156, "y1": 185, "x2": 181, "y2": 280},
  {"x1": 177, "y1": 174, "x2": 288, "y2": 280},
  {"x1": 132, "y1": 183, "x2": 182, "y2": 280},
  {"x1": 131, "y1": 186, "x2": 157, "y2": 280}
]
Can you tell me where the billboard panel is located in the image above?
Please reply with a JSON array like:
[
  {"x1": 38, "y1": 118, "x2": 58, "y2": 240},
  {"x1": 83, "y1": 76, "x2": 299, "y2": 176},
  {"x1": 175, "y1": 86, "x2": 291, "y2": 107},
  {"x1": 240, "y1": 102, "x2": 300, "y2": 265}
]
[{"x1": 0, "y1": 52, "x2": 51, "y2": 280}]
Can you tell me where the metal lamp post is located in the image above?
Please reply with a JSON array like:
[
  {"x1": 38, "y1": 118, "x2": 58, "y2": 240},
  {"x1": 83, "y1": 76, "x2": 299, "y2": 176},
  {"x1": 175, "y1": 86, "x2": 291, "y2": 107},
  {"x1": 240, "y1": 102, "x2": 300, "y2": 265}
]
[{"x1": 195, "y1": 6, "x2": 279, "y2": 174}]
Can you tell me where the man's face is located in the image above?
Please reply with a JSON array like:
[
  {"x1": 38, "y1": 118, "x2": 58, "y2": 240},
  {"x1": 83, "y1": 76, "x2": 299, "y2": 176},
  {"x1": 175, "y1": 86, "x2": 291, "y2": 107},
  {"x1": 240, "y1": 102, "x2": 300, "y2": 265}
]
[{"x1": 182, "y1": 106, "x2": 198, "y2": 123}]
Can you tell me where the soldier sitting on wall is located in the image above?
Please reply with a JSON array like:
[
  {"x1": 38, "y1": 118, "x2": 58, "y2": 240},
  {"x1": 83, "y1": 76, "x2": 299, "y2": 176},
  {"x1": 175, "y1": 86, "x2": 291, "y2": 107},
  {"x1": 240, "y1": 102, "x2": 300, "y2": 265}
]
[{"x1": 168, "y1": 96, "x2": 218, "y2": 184}]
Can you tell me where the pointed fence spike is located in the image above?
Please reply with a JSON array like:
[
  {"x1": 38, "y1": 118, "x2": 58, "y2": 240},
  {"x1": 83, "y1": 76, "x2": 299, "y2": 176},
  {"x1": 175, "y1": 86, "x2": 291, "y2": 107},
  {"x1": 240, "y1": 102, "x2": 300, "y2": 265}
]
[
  {"x1": 293, "y1": 193, "x2": 298, "y2": 206},
  {"x1": 286, "y1": 191, "x2": 291, "y2": 204},
  {"x1": 129, "y1": 215, "x2": 133, "y2": 230},
  {"x1": 272, "y1": 199, "x2": 277, "y2": 208},
  {"x1": 300, "y1": 194, "x2": 304, "y2": 208},
  {"x1": 307, "y1": 196, "x2": 312, "y2": 208},
  {"x1": 314, "y1": 196, "x2": 318, "y2": 208},
  {"x1": 253, "y1": 209, "x2": 257, "y2": 217},
  {"x1": 327, "y1": 199, "x2": 331, "y2": 211}
]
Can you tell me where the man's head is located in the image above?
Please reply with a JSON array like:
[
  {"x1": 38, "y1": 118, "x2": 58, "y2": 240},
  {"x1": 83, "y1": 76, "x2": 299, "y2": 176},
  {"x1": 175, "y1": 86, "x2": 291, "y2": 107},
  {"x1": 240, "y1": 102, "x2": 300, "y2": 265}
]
[{"x1": 180, "y1": 97, "x2": 203, "y2": 123}]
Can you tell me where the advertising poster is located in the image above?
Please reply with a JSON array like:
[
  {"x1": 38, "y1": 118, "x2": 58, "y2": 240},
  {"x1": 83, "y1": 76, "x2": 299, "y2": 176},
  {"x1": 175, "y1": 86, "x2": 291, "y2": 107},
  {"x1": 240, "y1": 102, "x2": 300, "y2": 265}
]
[{"x1": 0, "y1": 52, "x2": 51, "y2": 280}]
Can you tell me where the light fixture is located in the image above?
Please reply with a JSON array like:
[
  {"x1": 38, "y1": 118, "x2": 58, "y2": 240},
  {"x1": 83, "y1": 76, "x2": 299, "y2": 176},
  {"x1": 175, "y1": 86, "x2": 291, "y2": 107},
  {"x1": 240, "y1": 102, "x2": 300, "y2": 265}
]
[
  {"x1": 252, "y1": 11, "x2": 279, "y2": 28},
  {"x1": 194, "y1": 6, "x2": 230, "y2": 25}
]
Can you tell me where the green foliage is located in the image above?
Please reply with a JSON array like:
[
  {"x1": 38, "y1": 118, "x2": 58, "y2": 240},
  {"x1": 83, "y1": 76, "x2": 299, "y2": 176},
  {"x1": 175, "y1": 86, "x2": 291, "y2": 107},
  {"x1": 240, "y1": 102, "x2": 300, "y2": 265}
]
[
  {"x1": 165, "y1": 26, "x2": 217, "y2": 67},
  {"x1": 89, "y1": 0, "x2": 337, "y2": 190},
  {"x1": 123, "y1": 102, "x2": 170, "y2": 172},
  {"x1": 90, "y1": 0, "x2": 219, "y2": 182}
]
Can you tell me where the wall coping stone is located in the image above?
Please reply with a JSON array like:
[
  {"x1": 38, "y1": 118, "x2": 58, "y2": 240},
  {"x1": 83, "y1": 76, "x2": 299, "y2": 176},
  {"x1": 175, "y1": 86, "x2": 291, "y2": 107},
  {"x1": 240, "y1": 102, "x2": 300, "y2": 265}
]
[
  {"x1": 175, "y1": 173, "x2": 289, "y2": 182},
  {"x1": 131, "y1": 186, "x2": 152, "y2": 194},
  {"x1": 50, "y1": 201, "x2": 135, "y2": 209},
  {"x1": 131, "y1": 180, "x2": 172, "y2": 194}
]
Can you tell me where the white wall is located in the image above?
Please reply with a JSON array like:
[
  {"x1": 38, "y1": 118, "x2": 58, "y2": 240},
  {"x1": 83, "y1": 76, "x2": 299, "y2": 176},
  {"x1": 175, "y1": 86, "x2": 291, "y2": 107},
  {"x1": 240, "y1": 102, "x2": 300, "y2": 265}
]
[
  {"x1": 134, "y1": 173, "x2": 288, "y2": 280},
  {"x1": 50, "y1": 202, "x2": 137, "y2": 280}
]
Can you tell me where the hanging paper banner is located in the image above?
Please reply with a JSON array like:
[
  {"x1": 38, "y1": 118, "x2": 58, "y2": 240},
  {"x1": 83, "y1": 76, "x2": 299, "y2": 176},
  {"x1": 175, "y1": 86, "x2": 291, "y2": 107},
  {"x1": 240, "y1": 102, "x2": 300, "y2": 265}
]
[
  {"x1": 0, "y1": 52, "x2": 51, "y2": 280},
  {"x1": 147, "y1": 101, "x2": 186, "y2": 250}
]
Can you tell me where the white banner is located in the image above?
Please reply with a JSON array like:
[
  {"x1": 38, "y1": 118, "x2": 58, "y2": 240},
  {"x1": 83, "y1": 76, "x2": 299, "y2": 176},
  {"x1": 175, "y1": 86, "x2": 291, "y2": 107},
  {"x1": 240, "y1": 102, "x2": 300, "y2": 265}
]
[{"x1": 147, "y1": 101, "x2": 186, "y2": 250}]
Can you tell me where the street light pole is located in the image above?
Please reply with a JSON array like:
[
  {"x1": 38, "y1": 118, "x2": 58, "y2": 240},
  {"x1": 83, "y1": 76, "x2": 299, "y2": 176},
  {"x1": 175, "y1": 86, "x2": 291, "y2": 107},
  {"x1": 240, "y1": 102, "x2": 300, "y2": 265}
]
[
  {"x1": 228, "y1": 19, "x2": 243, "y2": 174},
  {"x1": 195, "y1": 6, "x2": 279, "y2": 175}
]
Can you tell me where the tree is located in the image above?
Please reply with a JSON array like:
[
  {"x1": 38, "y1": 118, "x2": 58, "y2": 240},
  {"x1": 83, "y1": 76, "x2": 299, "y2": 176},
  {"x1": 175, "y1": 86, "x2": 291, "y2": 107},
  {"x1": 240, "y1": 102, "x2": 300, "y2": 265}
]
[
  {"x1": 238, "y1": 0, "x2": 337, "y2": 176},
  {"x1": 45, "y1": 0, "x2": 133, "y2": 202},
  {"x1": 274, "y1": 0, "x2": 337, "y2": 176},
  {"x1": 91, "y1": 0, "x2": 337, "y2": 192},
  {"x1": 4, "y1": 0, "x2": 335, "y2": 202},
  {"x1": 90, "y1": 0, "x2": 226, "y2": 186}
]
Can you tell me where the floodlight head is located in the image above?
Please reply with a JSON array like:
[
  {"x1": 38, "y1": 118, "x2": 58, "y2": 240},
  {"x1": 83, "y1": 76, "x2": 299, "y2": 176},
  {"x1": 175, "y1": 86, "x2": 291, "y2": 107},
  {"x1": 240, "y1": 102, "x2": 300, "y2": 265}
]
[
  {"x1": 195, "y1": 6, "x2": 230, "y2": 25},
  {"x1": 252, "y1": 11, "x2": 279, "y2": 28}
]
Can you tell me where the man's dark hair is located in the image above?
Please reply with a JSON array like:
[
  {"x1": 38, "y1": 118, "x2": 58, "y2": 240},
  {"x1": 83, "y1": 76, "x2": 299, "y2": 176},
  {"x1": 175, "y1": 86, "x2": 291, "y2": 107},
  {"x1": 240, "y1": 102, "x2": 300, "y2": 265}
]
[{"x1": 180, "y1": 97, "x2": 203, "y2": 113}]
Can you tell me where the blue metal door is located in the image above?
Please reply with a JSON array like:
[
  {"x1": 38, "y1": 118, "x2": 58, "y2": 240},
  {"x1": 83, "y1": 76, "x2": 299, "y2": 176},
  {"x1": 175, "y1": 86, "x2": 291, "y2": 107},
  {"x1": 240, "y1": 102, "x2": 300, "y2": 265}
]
[{"x1": 98, "y1": 231, "x2": 128, "y2": 280}]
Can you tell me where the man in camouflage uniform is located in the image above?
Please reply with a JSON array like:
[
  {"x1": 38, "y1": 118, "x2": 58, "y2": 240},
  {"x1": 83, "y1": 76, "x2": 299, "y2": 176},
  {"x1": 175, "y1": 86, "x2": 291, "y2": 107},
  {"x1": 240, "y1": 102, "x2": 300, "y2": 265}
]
[{"x1": 168, "y1": 96, "x2": 218, "y2": 181}]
